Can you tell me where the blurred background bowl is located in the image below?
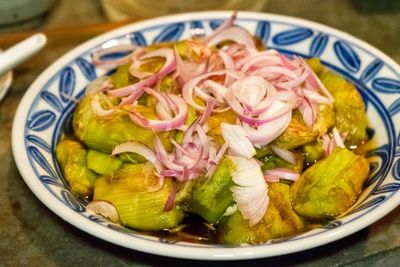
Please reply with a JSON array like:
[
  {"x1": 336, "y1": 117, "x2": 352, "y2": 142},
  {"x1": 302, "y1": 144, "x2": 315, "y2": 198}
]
[{"x1": 0, "y1": 0, "x2": 56, "y2": 31}]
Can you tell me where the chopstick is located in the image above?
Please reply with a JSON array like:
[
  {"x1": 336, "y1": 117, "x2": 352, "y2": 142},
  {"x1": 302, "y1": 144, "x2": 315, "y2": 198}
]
[{"x1": 0, "y1": 19, "x2": 137, "y2": 47}]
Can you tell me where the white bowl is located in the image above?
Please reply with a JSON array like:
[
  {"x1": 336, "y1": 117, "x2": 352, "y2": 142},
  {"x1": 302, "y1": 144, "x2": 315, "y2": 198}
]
[{"x1": 11, "y1": 11, "x2": 400, "y2": 260}]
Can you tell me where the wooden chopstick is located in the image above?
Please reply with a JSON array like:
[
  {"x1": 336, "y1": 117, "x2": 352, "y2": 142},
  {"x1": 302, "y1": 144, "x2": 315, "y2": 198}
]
[{"x1": 0, "y1": 19, "x2": 136, "y2": 47}]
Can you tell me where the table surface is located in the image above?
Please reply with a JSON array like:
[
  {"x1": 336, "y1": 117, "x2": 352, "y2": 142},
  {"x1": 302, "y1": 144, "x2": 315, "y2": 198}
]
[{"x1": 1, "y1": 0, "x2": 399, "y2": 266}]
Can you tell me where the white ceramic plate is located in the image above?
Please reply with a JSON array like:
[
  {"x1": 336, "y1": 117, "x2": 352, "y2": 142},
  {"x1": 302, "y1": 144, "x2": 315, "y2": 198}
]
[{"x1": 12, "y1": 11, "x2": 400, "y2": 260}]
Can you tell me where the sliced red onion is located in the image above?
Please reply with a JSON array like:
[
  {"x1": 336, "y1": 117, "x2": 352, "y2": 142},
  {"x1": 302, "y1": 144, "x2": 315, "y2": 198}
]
[
  {"x1": 241, "y1": 54, "x2": 283, "y2": 73},
  {"x1": 208, "y1": 143, "x2": 217, "y2": 161},
  {"x1": 221, "y1": 123, "x2": 256, "y2": 159},
  {"x1": 145, "y1": 87, "x2": 174, "y2": 114},
  {"x1": 91, "y1": 96, "x2": 114, "y2": 117},
  {"x1": 234, "y1": 77, "x2": 269, "y2": 109},
  {"x1": 86, "y1": 200, "x2": 120, "y2": 223},
  {"x1": 234, "y1": 54, "x2": 253, "y2": 70},
  {"x1": 228, "y1": 86, "x2": 296, "y2": 127},
  {"x1": 129, "y1": 94, "x2": 188, "y2": 131},
  {"x1": 112, "y1": 141, "x2": 163, "y2": 174},
  {"x1": 302, "y1": 89, "x2": 332, "y2": 104},
  {"x1": 250, "y1": 65, "x2": 298, "y2": 81},
  {"x1": 194, "y1": 125, "x2": 209, "y2": 158},
  {"x1": 194, "y1": 85, "x2": 217, "y2": 103},
  {"x1": 229, "y1": 156, "x2": 269, "y2": 226},
  {"x1": 160, "y1": 169, "x2": 181, "y2": 177},
  {"x1": 155, "y1": 114, "x2": 227, "y2": 183},
  {"x1": 85, "y1": 76, "x2": 113, "y2": 95},
  {"x1": 92, "y1": 44, "x2": 143, "y2": 68},
  {"x1": 163, "y1": 182, "x2": 178, "y2": 211},
  {"x1": 274, "y1": 73, "x2": 310, "y2": 91},
  {"x1": 173, "y1": 155, "x2": 194, "y2": 166},
  {"x1": 297, "y1": 97, "x2": 317, "y2": 128},
  {"x1": 201, "y1": 11, "x2": 237, "y2": 43},
  {"x1": 207, "y1": 27, "x2": 256, "y2": 50},
  {"x1": 205, "y1": 141, "x2": 229, "y2": 178},
  {"x1": 198, "y1": 99, "x2": 216, "y2": 125},
  {"x1": 207, "y1": 52, "x2": 224, "y2": 72},
  {"x1": 332, "y1": 127, "x2": 345, "y2": 148},
  {"x1": 108, "y1": 48, "x2": 176, "y2": 97},
  {"x1": 218, "y1": 50, "x2": 235, "y2": 70},
  {"x1": 327, "y1": 138, "x2": 336, "y2": 155},
  {"x1": 271, "y1": 145, "x2": 296, "y2": 165},
  {"x1": 264, "y1": 174, "x2": 280, "y2": 182},
  {"x1": 297, "y1": 57, "x2": 334, "y2": 103},
  {"x1": 182, "y1": 69, "x2": 241, "y2": 112},
  {"x1": 243, "y1": 107, "x2": 291, "y2": 147},
  {"x1": 187, "y1": 146, "x2": 205, "y2": 170},
  {"x1": 283, "y1": 55, "x2": 298, "y2": 69},
  {"x1": 173, "y1": 46, "x2": 208, "y2": 85},
  {"x1": 322, "y1": 134, "x2": 332, "y2": 156},
  {"x1": 264, "y1": 167, "x2": 300, "y2": 181},
  {"x1": 108, "y1": 79, "x2": 148, "y2": 98},
  {"x1": 173, "y1": 46, "x2": 191, "y2": 84},
  {"x1": 218, "y1": 50, "x2": 236, "y2": 86},
  {"x1": 170, "y1": 139, "x2": 195, "y2": 159},
  {"x1": 155, "y1": 102, "x2": 173, "y2": 120},
  {"x1": 119, "y1": 87, "x2": 145, "y2": 105},
  {"x1": 154, "y1": 136, "x2": 186, "y2": 172},
  {"x1": 227, "y1": 76, "x2": 277, "y2": 116},
  {"x1": 225, "y1": 43, "x2": 245, "y2": 55},
  {"x1": 129, "y1": 60, "x2": 154, "y2": 80},
  {"x1": 60, "y1": 92, "x2": 80, "y2": 103},
  {"x1": 202, "y1": 80, "x2": 228, "y2": 105}
]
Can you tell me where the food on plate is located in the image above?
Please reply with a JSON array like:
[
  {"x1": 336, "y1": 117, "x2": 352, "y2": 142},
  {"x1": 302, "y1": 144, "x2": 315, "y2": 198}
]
[
  {"x1": 291, "y1": 148, "x2": 370, "y2": 220},
  {"x1": 56, "y1": 12, "x2": 371, "y2": 244}
]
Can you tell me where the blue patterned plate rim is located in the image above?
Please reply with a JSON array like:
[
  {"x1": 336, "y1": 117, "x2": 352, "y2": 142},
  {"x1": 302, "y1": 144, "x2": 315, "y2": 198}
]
[{"x1": 11, "y1": 11, "x2": 400, "y2": 260}]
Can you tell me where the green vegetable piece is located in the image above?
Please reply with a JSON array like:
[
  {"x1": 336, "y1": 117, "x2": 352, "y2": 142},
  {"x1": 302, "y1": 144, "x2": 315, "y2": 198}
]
[
  {"x1": 159, "y1": 74, "x2": 180, "y2": 94},
  {"x1": 218, "y1": 211, "x2": 254, "y2": 244},
  {"x1": 56, "y1": 139, "x2": 98, "y2": 197},
  {"x1": 117, "y1": 152, "x2": 146, "y2": 164},
  {"x1": 291, "y1": 148, "x2": 370, "y2": 220},
  {"x1": 79, "y1": 112, "x2": 152, "y2": 153},
  {"x1": 313, "y1": 103, "x2": 335, "y2": 136},
  {"x1": 175, "y1": 40, "x2": 207, "y2": 63},
  {"x1": 302, "y1": 141, "x2": 324, "y2": 166},
  {"x1": 94, "y1": 163, "x2": 184, "y2": 231},
  {"x1": 256, "y1": 146, "x2": 303, "y2": 174},
  {"x1": 145, "y1": 42, "x2": 174, "y2": 52},
  {"x1": 186, "y1": 105, "x2": 197, "y2": 126},
  {"x1": 180, "y1": 158, "x2": 236, "y2": 224},
  {"x1": 274, "y1": 111, "x2": 317, "y2": 149},
  {"x1": 111, "y1": 63, "x2": 138, "y2": 89},
  {"x1": 320, "y1": 71, "x2": 368, "y2": 147},
  {"x1": 73, "y1": 94, "x2": 173, "y2": 154},
  {"x1": 138, "y1": 57, "x2": 165, "y2": 75},
  {"x1": 207, "y1": 110, "x2": 237, "y2": 145},
  {"x1": 306, "y1": 58, "x2": 325, "y2": 76},
  {"x1": 86, "y1": 149, "x2": 122, "y2": 175},
  {"x1": 219, "y1": 183, "x2": 305, "y2": 244}
]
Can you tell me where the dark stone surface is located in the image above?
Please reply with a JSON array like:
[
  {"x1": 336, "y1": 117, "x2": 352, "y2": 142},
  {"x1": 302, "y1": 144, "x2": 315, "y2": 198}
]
[{"x1": 0, "y1": 0, "x2": 399, "y2": 266}]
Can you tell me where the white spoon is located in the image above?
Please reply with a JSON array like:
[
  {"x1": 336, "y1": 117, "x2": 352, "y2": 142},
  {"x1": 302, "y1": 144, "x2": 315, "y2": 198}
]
[{"x1": 0, "y1": 33, "x2": 47, "y2": 101}]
